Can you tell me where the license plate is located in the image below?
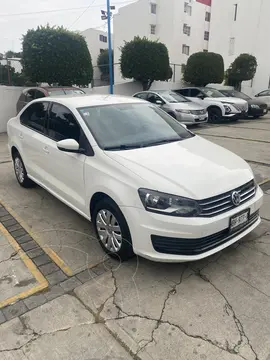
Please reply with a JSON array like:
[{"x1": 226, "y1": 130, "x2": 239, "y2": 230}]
[{"x1": 229, "y1": 209, "x2": 249, "y2": 232}]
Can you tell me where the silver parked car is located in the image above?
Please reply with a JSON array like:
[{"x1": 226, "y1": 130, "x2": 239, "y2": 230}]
[{"x1": 133, "y1": 90, "x2": 208, "y2": 124}]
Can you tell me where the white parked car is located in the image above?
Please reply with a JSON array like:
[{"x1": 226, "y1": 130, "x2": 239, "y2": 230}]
[
  {"x1": 176, "y1": 87, "x2": 248, "y2": 122},
  {"x1": 133, "y1": 90, "x2": 208, "y2": 125},
  {"x1": 7, "y1": 95, "x2": 263, "y2": 262}
]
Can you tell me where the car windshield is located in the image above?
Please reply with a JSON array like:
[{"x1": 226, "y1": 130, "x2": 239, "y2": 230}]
[
  {"x1": 220, "y1": 90, "x2": 251, "y2": 100},
  {"x1": 203, "y1": 88, "x2": 226, "y2": 98},
  {"x1": 78, "y1": 103, "x2": 194, "y2": 150},
  {"x1": 158, "y1": 91, "x2": 189, "y2": 103},
  {"x1": 48, "y1": 90, "x2": 66, "y2": 96}
]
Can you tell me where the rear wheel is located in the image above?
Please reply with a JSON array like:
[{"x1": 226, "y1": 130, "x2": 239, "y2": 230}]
[
  {"x1": 208, "y1": 107, "x2": 222, "y2": 123},
  {"x1": 92, "y1": 198, "x2": 134, "y2": 261},
  {"x1": 13, "y1": 152, "x2": 35, "y2": 188}
]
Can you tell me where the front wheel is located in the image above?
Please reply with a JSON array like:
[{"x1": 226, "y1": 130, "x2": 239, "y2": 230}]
[
  {"x1": 92, "y1": 198, "x2": 134, "y2": 261},
  {"x1": 208, "y1": 107, "x2": 222, "y2": 123},
  {"x1": 13, "y1": 152, "x2": 35, "y2": 188}
]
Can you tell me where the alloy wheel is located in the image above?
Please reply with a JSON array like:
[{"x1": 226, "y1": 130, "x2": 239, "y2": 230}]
[
  {"x1": 96, "y1": 209, "x2": 122, "y2": 253},
  {"x1": 14, "y1": 157, "x2": 24, "y2": 183}
]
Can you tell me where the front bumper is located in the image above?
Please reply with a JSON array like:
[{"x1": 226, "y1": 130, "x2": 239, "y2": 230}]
[
  {"x1": 175, "y1": 112, "x2": 208, "y2": 124},
  {"x1": 121, "y1": 187, "x2": 263, "y2": 262},
  {"x1": 248, "y1": 107, "x2": 268, "y2": 117}
]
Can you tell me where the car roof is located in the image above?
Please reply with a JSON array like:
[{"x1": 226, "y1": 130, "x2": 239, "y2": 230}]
[{"x1": 31, "y1": 94, "x2": 145, "y2": 108}]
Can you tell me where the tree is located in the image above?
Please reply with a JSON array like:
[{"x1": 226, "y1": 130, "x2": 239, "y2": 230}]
[
  {"x1": 225, "y1": 53, "x2": 257, "y2": 90},
  {"x1": 120, "y1": 36, "x2": 171, "y2": 90},
  {"x1": 97, "y1": 49, "x2": 114, "y2": 81},
  {"x1": 184, "y1": 52, "x2": 224, "y2": 86},
  {"x1": 22, "y1": 25, "x2": 93, "y2": 86}
]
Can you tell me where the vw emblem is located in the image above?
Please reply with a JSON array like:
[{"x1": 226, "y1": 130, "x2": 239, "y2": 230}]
[{"x1": 231, "y1": 191, "x2": 241, "y2": 206}]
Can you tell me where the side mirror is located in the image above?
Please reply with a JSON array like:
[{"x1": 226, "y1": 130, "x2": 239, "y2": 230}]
[
  {"x1": 254, "y1": 94, "x2": 258, "y2": 97},
  {"x1": 197, "y1": 94, "x2": 205, "y2": 99},
  {"x1": 57, "y1": 139, "x2": 84, "y2": 154},
  {"x1": 155, "y1": 100, "x2": 163, "y2": 105}
]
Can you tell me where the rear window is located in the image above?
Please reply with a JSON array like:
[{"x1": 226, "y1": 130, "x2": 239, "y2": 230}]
[
  {"x1": 48, "y1": 90, "x2": 65, "y2": 96},
  {"x1": 64, "y1": 89, "x2": 85, "y2": 95}
]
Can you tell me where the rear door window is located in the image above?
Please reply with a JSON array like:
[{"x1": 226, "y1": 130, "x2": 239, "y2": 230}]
[
  {"x1": 190, "y1": 89, "x2": 201, "y2": 97},
  {"x1": 20, "y1": 102, "x2": 49, "y2": 134},
  {"x1": 47, "y1": 103, "x2": 81, "y2": 142},
  {"x1": 134, "y1": 93, "x2": 149, "y2": 100},
  {"x1": 177, "y1": 89, "x2": 189, "y2": 96},
  {"x1": 25, "y1": 89, "x2": 36, "y2": 103},
  {"x1": 35, "y1": 90, "x2": 46, "y2": 99}
]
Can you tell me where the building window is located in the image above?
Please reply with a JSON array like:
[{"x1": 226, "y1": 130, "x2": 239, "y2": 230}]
[
  {"x1": 204, "y1": 31, "x2": 209, "y2": 41},
  {"x1": 99, "y1": 34, "x2": 107, "y2": 43},
  {"x1": 182, "y1": 45, "x2": 190, "y2": 56},
  {"x1": 229, "y1": 37, "x2": 235, "y2": 55},
  {"x1": 150, "y1": 3, "x2": 157, "y2": 14},
  {"x1": 183, "y1": 24, "x2": 191, "y2": 36},
  {"x1": 205, "y1": 12, "x2": 211, "y2": 22},
  {"x1": 150, "y1": 24, "x2": 156, "y2": 34},
  {"x1": 234, "y1": 4, "x2": 238, "y2": 21},
  {"x1": 184, "y1": 2, "x2": 192, "y2": 16}
]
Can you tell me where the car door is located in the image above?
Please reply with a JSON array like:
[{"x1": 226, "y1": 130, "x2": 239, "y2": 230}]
[
  {"x1": 256, "y1": 90, "x2": 270, "y2": 108},
  {"x1": 40, "y1": 102, "x2": 87, "y2": 213},
  {"x1": 19, "y1": 101, "x2": 50, "y2": 181}
]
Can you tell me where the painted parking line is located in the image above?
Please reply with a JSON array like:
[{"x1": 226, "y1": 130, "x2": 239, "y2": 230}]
[
  {"x1": 0, "y1": 199, "x2": 73, "y2": 277},
  {"x1": 0, "y1": 224, "x2": 48, "y2": 308}
]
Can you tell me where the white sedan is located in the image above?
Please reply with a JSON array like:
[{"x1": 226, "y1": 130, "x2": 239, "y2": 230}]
[{"x1": 7, "y1": 95, "x2": 263, "y2": 262}]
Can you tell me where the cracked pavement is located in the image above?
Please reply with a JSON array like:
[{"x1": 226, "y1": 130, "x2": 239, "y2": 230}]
[{"x1": 0, "y1": 119, "x2": 270, "y2": 359}]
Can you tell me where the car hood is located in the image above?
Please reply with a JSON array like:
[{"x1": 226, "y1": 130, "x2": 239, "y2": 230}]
[
  {"x1": 105, "y1": 136, "x2": 253, "y2": 199},
  {"x1": 166, "y1": 102, "x2": 205, "y2": 111},
  {"x1": 211, "y1": 96, "x2": 247, "y2": 105},
  {"x1": 248, "y1": 98, "x2": 267, "y2": 107}
]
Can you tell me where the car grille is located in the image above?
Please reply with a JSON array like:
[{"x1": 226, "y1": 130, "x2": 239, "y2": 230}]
[
  {"x1": 191, "y1": 109, "x2": 207, "y2": 115},
  {"x1": 198, "y1": 180, "x2": 256, "y2": 217},
  {"x1": 234, "y1": 103, "x2": 248, "y2": 112},
  {"x1": 151, "y1": 210, "x2": 259, "y2": 256}
]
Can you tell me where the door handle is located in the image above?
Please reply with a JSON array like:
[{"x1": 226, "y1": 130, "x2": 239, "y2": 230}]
[
  {"x1": 19, "y1": 132, "x2": 24, "y2": 139},
  {"x1": 43, "y1": 146, "x2": 49, "y2": 154}
]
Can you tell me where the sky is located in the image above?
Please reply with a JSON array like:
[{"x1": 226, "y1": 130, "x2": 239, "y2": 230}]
[{"x1": 0, "y1": 0, "x2": 136, "y2": 53}]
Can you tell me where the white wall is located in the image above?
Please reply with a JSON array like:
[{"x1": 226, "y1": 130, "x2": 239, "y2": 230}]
[
  {"x1": 208, "y1": 0, "x2": 270, "y2": 95},
  {"x1": 0, "y1": 59, "x2": 22, "y2": 74},
  {"x1": 113, "y1": 0, "x2": 211, "y2": 84},
  {"x1": 0, "y1": 86, "x2": 23, "y2": 133},
  {"x1": 85, "y1": 80, "x2": 183, "y2": 96},
  {"x1": 81, "y1": 28, "x2": 112, "y2": 86}
]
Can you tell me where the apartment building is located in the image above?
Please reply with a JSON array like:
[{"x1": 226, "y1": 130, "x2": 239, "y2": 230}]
[
  {"x1": 81, "y1": 28, "x2": 112, "y2": 86},
  {"x1": 113, "y1": 0, "x2": 212, "y2": 84},
  {"x1": 208, "y1": 0, "x2": 269, "y2": 95}
]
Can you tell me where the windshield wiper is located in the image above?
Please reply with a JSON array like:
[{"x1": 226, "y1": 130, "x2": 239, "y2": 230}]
[
  {"x1": 141, "y1": 138, "x2": 181, "y2": 147},
  {"x1": 103, "y1": 144, "x2": 142, "y2": 151}
]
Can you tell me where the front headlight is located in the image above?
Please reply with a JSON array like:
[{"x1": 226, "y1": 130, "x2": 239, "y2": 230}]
[
  {"x1": 138, "y1": 188, "x2": 201, "y2": 217},
  {"x1": 175, "y1": 109, "x2": 191, "y2": 114},
  {"x1": 223, "y1": 105, "x2": 231, "y2": 113},
  {"x1": 251, "y1": 104, "x2": 260, "y2": 109}
]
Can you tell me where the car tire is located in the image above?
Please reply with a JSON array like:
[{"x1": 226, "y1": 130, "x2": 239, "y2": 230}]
[
  {"x1": 13, "y1": 152, "x2": 35, "y2": 188},
  {"x1": 208, "y1": 107, "x2": 222, "y2": 123},
  {"x1": 92, "y1": 198, "x2": 134, "y2": 261}
]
